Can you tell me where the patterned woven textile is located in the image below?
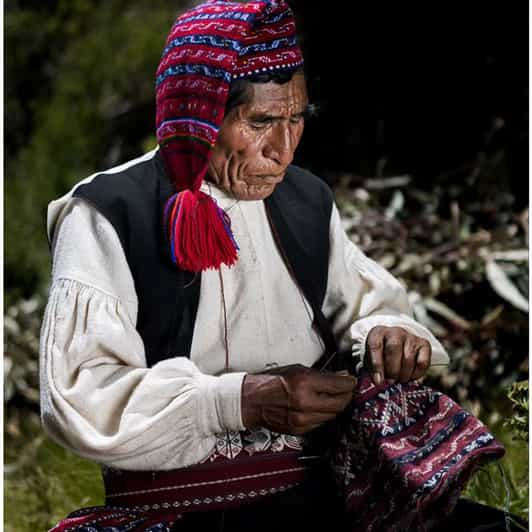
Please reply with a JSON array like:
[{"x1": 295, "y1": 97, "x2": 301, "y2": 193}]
[
  {"x1": 102, "y1": 446, "x2": 307, "y2": 512},
  {"x1": 48, "y1": 377, "x2": 504, "y2": 531},
  {"x1": 329, "y1": 372, "x2": 505, "y2": 532},
  {"x1": 49, "y1": 439, "x2": 309, "y2": 532},
  {"x1": 47, "y1": 506, "x2": 181, "y2": 532}
]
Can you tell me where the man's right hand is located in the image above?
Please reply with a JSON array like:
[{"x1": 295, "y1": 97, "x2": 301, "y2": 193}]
[{"x1": 241, "y1": 365, "x2": 357, "y2": 435}]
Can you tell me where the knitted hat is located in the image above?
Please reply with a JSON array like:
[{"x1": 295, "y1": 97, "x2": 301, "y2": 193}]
[{"x1": 156, "y1": 0, "x2": 304, "y2": 272}]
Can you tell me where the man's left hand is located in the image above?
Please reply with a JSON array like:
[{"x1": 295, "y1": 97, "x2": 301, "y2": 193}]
[{"x1": 365, "y1": 326, "x2": 431, "y2": 385}]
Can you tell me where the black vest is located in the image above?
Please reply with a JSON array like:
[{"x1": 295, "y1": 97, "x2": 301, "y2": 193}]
[{"x1": 73, "y1": 152, "x2": 333, "y2": 367}]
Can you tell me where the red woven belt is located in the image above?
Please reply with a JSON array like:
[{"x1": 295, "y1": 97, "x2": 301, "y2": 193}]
[{"x1": 103, "y1": 450, "x2": 315, "y2": 514}]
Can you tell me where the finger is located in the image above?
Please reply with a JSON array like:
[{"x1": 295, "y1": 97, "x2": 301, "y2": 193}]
[
  {"x1": 383, "y1": 333, "x2": 404, "y2": 383},
  {"x1": 366, "y1": 328, "x2": 385, "y2": 385},
  {"x1": 309, "y1": 374, "x2": 357, "y2": 395},
  {"x1": 288, "y1": 410, "x2": 339, "y2": 432},
  {"x1": 295, "y1": 390, "x2": 354, "y2": 414},
  {"x1": 398, "y1": 336, "x2": 418, "y2": 382},
  {"x1": 411, "y1": 342, "x2": 431, "y2": 380}
]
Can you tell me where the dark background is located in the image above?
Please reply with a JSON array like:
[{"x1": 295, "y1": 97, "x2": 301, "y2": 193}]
[{"x1": 292, "y1": 3, "x2": 528, "y2": 203}]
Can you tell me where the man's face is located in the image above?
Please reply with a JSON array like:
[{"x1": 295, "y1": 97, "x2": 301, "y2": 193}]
[{"x1": 207, "y1": 71, "x2": 308, "y2": 200}]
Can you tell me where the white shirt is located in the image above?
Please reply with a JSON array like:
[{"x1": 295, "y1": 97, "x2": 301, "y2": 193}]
[{"x1": 40, "y1": 151, "x2": 448, "y2": 471}]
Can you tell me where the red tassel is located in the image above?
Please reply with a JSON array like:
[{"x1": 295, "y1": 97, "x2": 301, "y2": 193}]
[{"x1": 165, "y1": 189, "x2": 239, "y2": 272}]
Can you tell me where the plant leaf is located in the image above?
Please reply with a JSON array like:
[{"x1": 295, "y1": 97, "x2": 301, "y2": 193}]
[
  {"x1": 424, "y1": 297, "x2": 474, "y2": 330},
  {"x1": 491, "y1": 249, "x2": 529, "y2": 262},
  {"x1": 486, "y1": 260, "x2": 529, "y2": 312}
]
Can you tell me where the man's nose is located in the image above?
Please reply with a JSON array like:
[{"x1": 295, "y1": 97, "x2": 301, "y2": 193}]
[{"x1": 263, "y1": 123, "x2": 298, "y2": 167}]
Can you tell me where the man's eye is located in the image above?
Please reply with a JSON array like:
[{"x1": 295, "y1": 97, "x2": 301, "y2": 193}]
[
  {"x1": 250, "y1": 119, "x2": 271, "y2": 129},
  {"x1": 290, "y1": 115, "x2": 304, "y2": 125}
]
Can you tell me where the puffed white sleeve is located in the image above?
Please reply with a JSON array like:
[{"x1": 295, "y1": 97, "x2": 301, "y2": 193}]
[
  {"x1": 322, "y1": 203, "x2": 449, "y2": 367},
  {"x1": 39, "y1": 198, "x2": 246, "y2": 471}
]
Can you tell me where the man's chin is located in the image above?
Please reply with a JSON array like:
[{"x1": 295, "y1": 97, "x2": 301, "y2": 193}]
[
  {"x1": 233, "y1": 181, "x2": 279, "y2": 201},
  {"x1": 247, "y1": 172, "x2": 285, "y2": 188}
]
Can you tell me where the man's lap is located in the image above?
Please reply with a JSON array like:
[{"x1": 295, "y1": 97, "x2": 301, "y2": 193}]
[
  {"x1": 172, "y1": 483, "x2": 526, "y2": 532},
  {"x1": 171, "y1": 464, "x2": 343, "y2": 531}
]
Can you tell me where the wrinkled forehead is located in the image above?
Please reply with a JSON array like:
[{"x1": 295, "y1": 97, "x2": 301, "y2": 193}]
[{"x1": 243, "y1": 72, "x2": 309, "y2": 114}]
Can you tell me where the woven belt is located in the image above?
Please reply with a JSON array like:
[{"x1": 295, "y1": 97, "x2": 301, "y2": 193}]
[{"x1": 103, "y1": 450, "x2": 317, "y2": 514}]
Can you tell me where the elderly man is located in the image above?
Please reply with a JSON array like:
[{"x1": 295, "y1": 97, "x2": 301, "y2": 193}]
[{"x1": 41, "y1": 2, "x2": 514, "y2": 531}]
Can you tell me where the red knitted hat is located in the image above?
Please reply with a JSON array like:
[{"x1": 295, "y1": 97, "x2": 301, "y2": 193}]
[{"x1": 156, "y1": 0, "x2": 304, "y2": 272}]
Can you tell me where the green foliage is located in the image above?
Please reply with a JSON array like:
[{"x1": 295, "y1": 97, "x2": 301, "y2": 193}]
[
  {"x1": 4, "y1": 297, "x2": 42, "y2": 406},
  {"x1": 505, "y1": 380, "x2": 529, "y2": 443},
  {"x1": 6, "y1": 1, "x2": 181, "y2": 298},
  {"x1": 462, "y1": 382, "x2": 529, "y2": 523},
  {"x1": 5, "y1": 412, "x2": 103, "y2": 532},
  {"x1": 464, "y1": 415, "x2": 529, "y2": 524}
]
